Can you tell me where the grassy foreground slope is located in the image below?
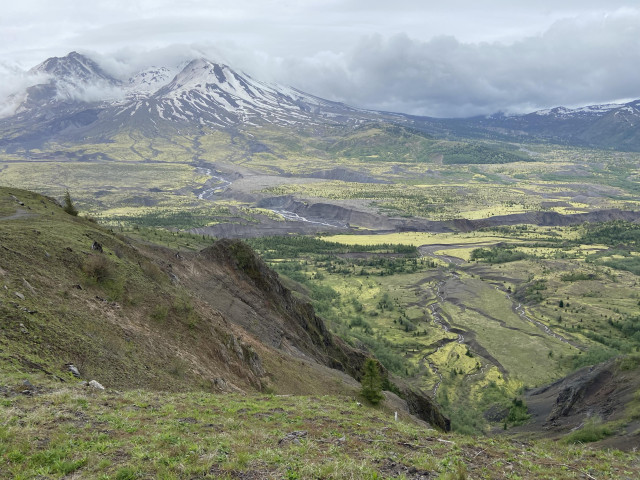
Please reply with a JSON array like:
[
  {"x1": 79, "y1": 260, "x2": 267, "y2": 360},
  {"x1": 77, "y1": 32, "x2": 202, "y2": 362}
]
[
  {"x1": 3, "y1": 186, "x2": 425, "y2": 404},
  {"x1": 0, "y1": 187, "x2": 269, "y2": 393},
  {"x1": 3, "y1": 387, "x2": 639, "y2": 479}
]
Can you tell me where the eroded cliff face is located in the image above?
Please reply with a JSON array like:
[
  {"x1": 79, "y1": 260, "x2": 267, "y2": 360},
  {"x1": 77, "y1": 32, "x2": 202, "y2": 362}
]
[
  {"x1": 514, "y1": 356, "x2": 640, "y2": 450},
  {"x1": 177, "y1": 239, "x2": 450, "y2": 431}
]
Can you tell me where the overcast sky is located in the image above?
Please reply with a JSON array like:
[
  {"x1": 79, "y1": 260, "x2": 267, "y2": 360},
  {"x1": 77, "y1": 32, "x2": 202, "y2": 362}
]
[{"x1": 1, "y1": 1, "x2": 639, "y2": 117}]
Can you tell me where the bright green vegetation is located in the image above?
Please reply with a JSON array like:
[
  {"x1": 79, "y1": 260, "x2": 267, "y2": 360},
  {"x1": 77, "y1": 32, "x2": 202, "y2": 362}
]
[
  {"x1": 246, "y1": 236, "x2": 437, "y2": 377},
  {"x1": 248, "y1": 236, "x2": 417, "y2": 257},
  {"x1": 251, "y1": 128, "x2": 640, "y2": 220},
  {"x1": 2, "y1": 186, "x2": 640, "y2": 476},
  {"x1": 3, "y1": 384, "x2": 637, "y2": 480},
  {"x1": 580, "y1": 222, "x2": 640, "y2": 276},
  {"x1": 11, "y1": 177, "x2": 634, "y2": 438},
  {"x1": 247, "y1": 236, "x2": 553, "y2": 432},
  {"x1": 324, "y1": 123, "x2": 531, "y2": 164},
  {"x1": 263, "y1": 181, "x2": 538, "y2": 220},
  {"x1": 505, "y1": 398, "x2": 531, "y2": 428},
  {"x1": 470, "y1": 244, "x2": 530, "y2": 263},
  {"x1": 562, "y1": 417, "x2": 613, "y2": 445},
  {"x1": 3, "y1": 100, "x2": 640, "y2": 480},
  {"x1": 247, "y1": 222, "x2": 640, "y2": 436}
]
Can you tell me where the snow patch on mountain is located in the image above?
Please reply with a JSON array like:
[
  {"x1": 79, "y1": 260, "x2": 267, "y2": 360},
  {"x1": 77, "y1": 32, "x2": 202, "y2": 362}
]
[
  {"x1": 127, "y1": 66, "x2": 177, "y2": 94},
  {"x1": 109, "y1": 57, "x2": 352, "y2": 127},
  {"x1": 534, "y1": 103, "x2": 620, "y2": 117}
]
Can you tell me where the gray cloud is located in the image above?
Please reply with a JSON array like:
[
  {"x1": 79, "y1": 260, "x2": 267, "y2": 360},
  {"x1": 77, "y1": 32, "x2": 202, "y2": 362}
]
[
  {"x1": 269, "y1": 10, "x2": 640, "y2": 116},
  {"x1": 1, "y1": 2, "x2": 639, "y2": 117},
  {"x1": 0, "y1": 63, "x2": 51, "y2": 117}
]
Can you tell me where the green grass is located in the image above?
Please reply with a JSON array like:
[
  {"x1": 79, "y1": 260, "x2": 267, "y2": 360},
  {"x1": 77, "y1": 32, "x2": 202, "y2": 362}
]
[
  {"x1": 562, "y1": 417, "x2": 613, "y2": 444},
  {"x1": 1, "y1": 385, "x2": 636, "y2": 479},
  {"x1": 248, "y1": 236, "x2": 574, "y2": 433},
  {"x1": 3, "y1": 123, "x2": 640, "y2": 475},
  {"x1": 0, "y1": 187, "x2": 257, "y2": 392}
]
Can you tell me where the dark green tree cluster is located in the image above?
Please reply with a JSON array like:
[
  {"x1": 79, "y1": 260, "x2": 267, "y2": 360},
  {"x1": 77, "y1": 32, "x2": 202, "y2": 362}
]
[
  {"x1": 470, "y1": 245, "x2": 529, "y2": 264},
  {"x1": 580, "y1": 221, "x2": 640, "y2": 249},
  {"x1": 247, "y1": 235, "x2": 417, "y2": 258}
]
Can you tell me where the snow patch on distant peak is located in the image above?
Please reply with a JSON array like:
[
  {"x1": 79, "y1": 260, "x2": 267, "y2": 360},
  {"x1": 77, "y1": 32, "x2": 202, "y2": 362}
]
[
  {"x1": 3, "y1": 51, "x2": 363, "y2": 128},
  {"x1": 31, "y1": 51, "x2": 117, "y2": 85},
  {"x1": 534, "y1": 106, "x2": 570, "y2": 116},
  {"x1": 127, "y1": 66, "x2": 177, "y2": 94},
  {"x1": 534, "y1": 103, "x2": 621, "y2": 117},
  {"x1": 573, "y1": 103, "x2": 620, "y2": 113}
]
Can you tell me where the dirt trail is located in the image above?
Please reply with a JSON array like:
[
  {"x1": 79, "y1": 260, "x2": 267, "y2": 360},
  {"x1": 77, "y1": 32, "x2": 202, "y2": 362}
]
[{"x1": 0, "y1": 208, "x2": 36, "y2": 221}]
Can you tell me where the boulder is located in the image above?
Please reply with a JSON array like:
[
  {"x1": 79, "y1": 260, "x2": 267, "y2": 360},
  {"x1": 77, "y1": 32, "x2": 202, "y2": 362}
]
[
  {"x1": 67, "y1": 364, "x2": 81, "y2": 378},
  {"x1": 88, "y1": 380, "x2": 105, "y2": 390}
]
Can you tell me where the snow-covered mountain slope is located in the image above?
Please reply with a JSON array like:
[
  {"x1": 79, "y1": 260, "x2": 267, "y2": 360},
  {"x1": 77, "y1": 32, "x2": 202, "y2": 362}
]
[
  {"x1": 532, "y1": 103, "x2": 621, "y2": 118},
  {"x1": 126, "y1": 66, "x2": 177, "y2": 95},
  {"x1": 0, "y1": 52, "x2": 363, "y2": 143},
  {"x1": 22, "y1": 51, "x2": 122, "y2": 106},
  {"x1": 113, "y1": 58, "x2": 348, "y2": 127},
  {"x1": 30, "y1": 51, "x2": 117, "y2": 85}
]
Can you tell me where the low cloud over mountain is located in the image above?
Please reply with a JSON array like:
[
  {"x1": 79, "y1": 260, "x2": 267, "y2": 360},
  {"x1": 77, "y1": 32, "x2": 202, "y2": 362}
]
[
  {"x1": 274, "y1": 11, "x2": 640, "y2": 117},
  {"x1": 1, "y1": 5, "x2": 639, "y2": 118}
]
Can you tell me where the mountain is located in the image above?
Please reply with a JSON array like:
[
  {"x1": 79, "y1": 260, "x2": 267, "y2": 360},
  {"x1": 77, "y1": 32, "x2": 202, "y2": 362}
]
[
  {"x1": 18, "y1": 51, "x2": 121, "y2": 110},
  {"x1": 113, "y1": 58, "x2": 355, "y2": 128},
  {"x1": 452, "y1": 99, "x2": 640, "y2": 151},
  {"x1": 29, "y1": 51, "x2": 118, "y2": 87},
  {"x1": 0, "y1": 52, "x2": 365, "y2": 148},
  {"x1": 1, "y1": 50, "x2": 639, "y2": 151},
  {"x1": 126, "y1": 65, "x2": 177, "y2": 94}
]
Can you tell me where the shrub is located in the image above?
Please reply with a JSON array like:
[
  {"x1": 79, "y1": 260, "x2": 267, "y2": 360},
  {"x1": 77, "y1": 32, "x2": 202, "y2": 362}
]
[
  {"x1": 506, "y1": 398, "x2": 530, "y2": 426},
  {"x1": 83, "y1": 255, "x2": 114, "y2": 283},
  {"x1": 62, "y1": 190, "x2": 79, "y2": 216},
  {"x1": 150, "y1": 305, "x2": 169, "y2": 321},
  {"x1": 360, "y1": 358, "x2": 384, "y2": 405},
  {"x1": 560, "y1": 272, "x2": 598, "y2": 282},
  {"x1": 470, "y1": 245, "x2": 529, "y2": 264},
  {"x1": 562, "y1": 416, "x2": 612, "y2": 444},
  {"x1": 141, "y1": 260, "x2": 166, "y2": 283},
  {"x1": 617, "y1": 354, "x2": 640, "y2": 371}
]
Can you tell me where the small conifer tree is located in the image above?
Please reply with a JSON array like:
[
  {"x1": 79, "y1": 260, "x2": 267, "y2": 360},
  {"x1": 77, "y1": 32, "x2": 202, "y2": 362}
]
[
  {"x1": 63, "y1": 190, "x2": 79, "y2": 216},
  {"x1": 360, "y1": 358, "x2": 383, "y2": 405}
]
